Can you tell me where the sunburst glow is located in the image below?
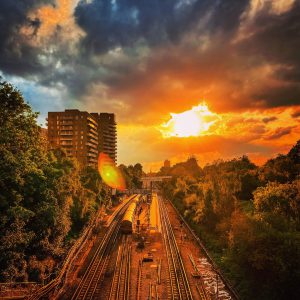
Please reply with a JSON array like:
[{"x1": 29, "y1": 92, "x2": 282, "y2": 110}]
[
  {"x1": 98, "y1": 152, "x2": 126, "y2": 190},
  {"x1": 160, "y1": 103, "x2": 220, "y2": 138}
]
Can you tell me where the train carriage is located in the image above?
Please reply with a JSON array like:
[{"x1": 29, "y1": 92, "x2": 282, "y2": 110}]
[{"x1": 120, "y1": 197, "x2": 139, "y2": 234}]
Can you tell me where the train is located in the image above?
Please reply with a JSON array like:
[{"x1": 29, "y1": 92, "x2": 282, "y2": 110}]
[{"x1": 120, "y1": 196, "x2": 140, "y2": 234}]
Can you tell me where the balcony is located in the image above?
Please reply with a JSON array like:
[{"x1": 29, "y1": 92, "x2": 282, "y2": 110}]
[
  {"x1": 60, "y1": 142, "x2": 73, "y2": 146},
  {"x1": 86, "y1": 142, "x2": 97, "y2": 148},
  {"x1": 87, "y1": 122, "x2": 97, "y2": 130},
  {"x1": 87, "y1": 116, "x2": 97, "y2": 125},
  {"x1": 88, "y1": 139, "x2": 98, "y2": 146},
  {"x1": 60, "y1": 121, "x2": 73, "y2": 125},
  {"x1": 60, "y1": 137, "x2": 73, "y2": 141},
  {"x1": 60, "y1": 116, "x2": 74, "y2": 120},
  {"x1": 103, "y1": 142, "x2": 117, "y2": 147},
  {"x1": 61, "y1": 125, "x2": 73, "y2": 130},
  {"x1": 88, "y1": 133, "x2": 98, "y2": 141},
  {"x1": 102, "y1": 138, "x2": 116, "y2": 144},
  {"x1": 60, "y1": 131, "x2": 73, "y2": 135},
  {"x1": 103, "y1": 132, "x2": 116, "y2": 138},
  {"x1": 88, "y1": 128, "x2": 98, "y2": 136},
  {"x1": 88, "y1": 147, "x2": 98, "y2": 154}
]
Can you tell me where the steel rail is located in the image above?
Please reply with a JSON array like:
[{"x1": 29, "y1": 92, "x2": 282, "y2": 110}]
[
  {"x1": 168, "y1": 199, "x2": 240, "y2": 300},
  {"x1": 136, "y1": 259, "x2": 142, "y2": 300},
  {"x1": 109, "y1": 235, "x2": 131, "y2": 300},
  {"x1": 158, "y1": 196, "x2": 194, "y2": 300},
  {"x1": 108, "y1": 244, "x2": 122, "y2": 300},
  {"x1": 71, "y1": 195, "x2": 138, "y2": 300},
  {"x1": 71, "y1": 219, "x2": 120, "y2": 300}
]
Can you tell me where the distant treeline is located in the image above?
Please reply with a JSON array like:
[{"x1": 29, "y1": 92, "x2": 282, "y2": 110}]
[
  {"x1": 160, "y1": 147, "x2": 300, "y2": 299},
  {"x1": 0, "y1": 81, "x2": 142, "y2": 282}
]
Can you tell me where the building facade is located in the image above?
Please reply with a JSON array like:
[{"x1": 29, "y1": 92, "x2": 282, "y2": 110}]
[
  {"x1": 47, "y1": 109, "x2": 99, "y2": 167},
  {"x1": 91, "y1": 113, "x2": 117, "y2": 164}
]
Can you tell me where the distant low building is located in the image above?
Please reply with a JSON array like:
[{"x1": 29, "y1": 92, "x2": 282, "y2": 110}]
[{"x1": 164, "y1": 159, "x2": 171, "y2": 168}]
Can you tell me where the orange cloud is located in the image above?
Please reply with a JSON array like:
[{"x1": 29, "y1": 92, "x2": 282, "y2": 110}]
[
  {"x1": 32, "y1": 0, "x2": 75, "y2": 35},
  {"x1": 26, "y1": 0, "x2": 82, "y2": 45}
]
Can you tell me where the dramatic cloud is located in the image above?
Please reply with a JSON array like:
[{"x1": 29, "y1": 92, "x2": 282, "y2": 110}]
[{"x1": 0, "y1": 1, "x2": 56, "y2": 75}]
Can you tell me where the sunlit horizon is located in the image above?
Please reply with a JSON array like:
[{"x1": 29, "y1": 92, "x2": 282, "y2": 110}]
[{"x1": 159, "y1": 103, "x2": 220, "y2": 138}]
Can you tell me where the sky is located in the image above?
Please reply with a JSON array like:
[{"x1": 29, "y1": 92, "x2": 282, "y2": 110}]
[{"x1": 0, "y1": 0, "x2": 300, "y2": 171}]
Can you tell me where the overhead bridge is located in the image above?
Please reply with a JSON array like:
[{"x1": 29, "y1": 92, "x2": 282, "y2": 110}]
[{"x1": 141, "y1": 176, "x2": 172, "y2": 189}]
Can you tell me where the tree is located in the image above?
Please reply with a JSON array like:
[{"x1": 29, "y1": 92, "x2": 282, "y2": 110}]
[
  {"x1": 259, "y1": 155, "x2": 298, "y2": 184},
  {"x1": 119, "y1": 163, "x2": 144, "y2": 189},
  {"x1": 253, "y1": 181, "x2": 300, "y2": 229}
]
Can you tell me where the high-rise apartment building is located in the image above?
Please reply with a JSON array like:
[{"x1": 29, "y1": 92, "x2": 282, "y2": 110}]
[
  {"x1": 91, "y1": 113, "x2": 117, "y2": 163},
  {"x1": 47, "y1": 109, "x2": 99, "y2": 167}
]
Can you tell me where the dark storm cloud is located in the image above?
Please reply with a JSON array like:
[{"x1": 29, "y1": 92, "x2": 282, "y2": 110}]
[
  {"x1": 74, "y1": 0, "x2": 249, "y2": 54},
  {"x1": 252, "y1": 84, "x2": 300, "y2": 108},
  {"x1": 74, "y1": 0, "x2": 197, "y2": 53},
  {"x1": 239, "y1": 0, "x2": 300, "y2": 107},
  {"x1": 72, "y1": 0, "x2": 300, "y2": 113},
  {"x1": 0, "y1": 0, "x2": 54, "y2": 75}
]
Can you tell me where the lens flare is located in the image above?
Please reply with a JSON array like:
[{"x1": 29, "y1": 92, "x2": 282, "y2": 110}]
[{"x1": 98, "y1": 153, "x2": 126, "y2": 190}]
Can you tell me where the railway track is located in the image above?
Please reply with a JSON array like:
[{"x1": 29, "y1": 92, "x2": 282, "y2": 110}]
[
  {"x1": 136, "y1": 259, "x2": 143, "y2": 300},
  {"x1": 71, "y1": 195, "x2": 137, "y2": 300},
  {"x1": 108, "y1": 235, "x2": 131, "y2": 300},
  {"x1": 168, "y1": 199, "x2": 239, "y2": 300},
  {"x1": 158, "y1": 196, "x2": 194, "y2": 300}
]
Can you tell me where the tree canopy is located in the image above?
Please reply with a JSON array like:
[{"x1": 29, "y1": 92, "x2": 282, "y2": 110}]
[
  {"x1": 0, "y1": 81, "x2": 106, "y2": 282},
  {"x1": 160, "y1": 150, "x2": 300, "y2": 299}
]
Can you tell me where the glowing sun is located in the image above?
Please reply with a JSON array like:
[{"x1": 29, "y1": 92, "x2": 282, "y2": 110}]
[{"x1": 160, "y1": 103, "x2": 220, "y2": 138}]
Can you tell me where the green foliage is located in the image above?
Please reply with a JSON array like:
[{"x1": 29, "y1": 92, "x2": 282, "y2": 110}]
[
  {"x1": 254, "y1": 181, "x2": 300, "y2": 229},
  {"x1": 158, "y1": 156, "x2": 203, "y2": 177},
  {"x1": 259, "y1": 154, "x2": 298, "y2": 183},
  {"x1": 160, "y1": 151, "x2": 300, "y2": 299},
  {"x1": 0, "y1": 81, "x2": 106, "y2": 282},
  {"x1": 119, "y1": 163, "x2": 144, "y2": 189}
]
